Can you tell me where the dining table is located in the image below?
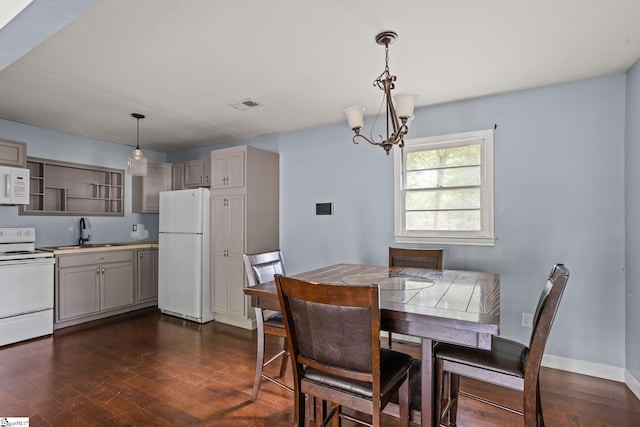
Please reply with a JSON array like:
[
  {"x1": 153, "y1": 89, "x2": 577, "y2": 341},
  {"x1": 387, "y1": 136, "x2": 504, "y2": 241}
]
[{"x1": 243, "y1": 263, "x2": 500, "y2": 427}]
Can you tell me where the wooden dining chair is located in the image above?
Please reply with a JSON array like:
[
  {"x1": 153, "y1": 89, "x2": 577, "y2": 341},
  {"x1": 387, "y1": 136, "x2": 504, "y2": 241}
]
[
  {"x1": 434, "y1": 264, "x2": 570, "y2": 427},
  {"x1": 243, "y1": 250, "x2": 292, "y2": 401},
  {"x1": 388, "y1": 247, "x2": 444, "y2": 347},
  {"x1": 275, "y1": 274, "x2": 413, "y2": 427},
  {"x1": 388, "y1": 247, "x2": 444, "y2": 270}
]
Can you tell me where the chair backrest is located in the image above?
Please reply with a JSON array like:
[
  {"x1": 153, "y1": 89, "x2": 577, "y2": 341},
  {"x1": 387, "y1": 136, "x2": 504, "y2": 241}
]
[
  {"x1": 524, "y1": 264, "x2": 570, "y2": 384},
  {"x1": 389, "y1": 247, "x2": 444, "y2": 269},
  {"x1": 275, "y1": 275, "x2": 382, "y2": 391},
  {"x1": 243, "y1": 250, "x2": 286, "y2": 286}
]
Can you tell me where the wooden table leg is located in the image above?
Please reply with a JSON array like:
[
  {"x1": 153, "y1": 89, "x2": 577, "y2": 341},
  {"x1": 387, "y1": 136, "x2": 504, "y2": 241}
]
[{"x1": 421, "y1": 338, "x2": 434, "y2": 427}]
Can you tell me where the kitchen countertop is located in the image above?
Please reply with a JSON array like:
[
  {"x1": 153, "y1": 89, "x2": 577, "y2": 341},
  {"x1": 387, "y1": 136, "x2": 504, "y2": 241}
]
[{"x1": 38, "y1": 241, "x2": 158, "y2": 255}]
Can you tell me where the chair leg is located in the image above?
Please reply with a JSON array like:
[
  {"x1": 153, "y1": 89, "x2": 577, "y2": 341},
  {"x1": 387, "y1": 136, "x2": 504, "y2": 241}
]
[
  {"x1": 435, "y1": 359, "x2": 444, "y2": 426},
  {"x1": 251, "y1": 307, "x2": 266, "y2": 401},
  {"x1": 399, "y1": 373, "x2": 410, "y2": 427},
  {"x1": 449, "y1": 373, "x2": 460, "y2": 426},
  {"x1": 277, "y1": 341, "x2": 289, "y2": 378}
]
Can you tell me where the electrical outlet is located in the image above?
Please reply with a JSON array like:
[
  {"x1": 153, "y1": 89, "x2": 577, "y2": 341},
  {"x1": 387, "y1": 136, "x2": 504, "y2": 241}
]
[
  {"x1": 522, "y1": 312, "x2": 533, "y2": 328},
  {"x1": 132, "y1": 224, "x2": 137, "y2": 231}
]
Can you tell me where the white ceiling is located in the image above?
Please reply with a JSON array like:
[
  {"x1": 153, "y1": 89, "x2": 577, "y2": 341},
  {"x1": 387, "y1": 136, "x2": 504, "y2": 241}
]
[{"x1": 1, "y1": 0, "x2": 639, "y2": 152}]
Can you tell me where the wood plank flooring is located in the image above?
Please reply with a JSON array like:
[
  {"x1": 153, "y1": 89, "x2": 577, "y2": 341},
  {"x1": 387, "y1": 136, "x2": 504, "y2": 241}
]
[{"x1": 0, "y1": 309, "x2": 638, "y2": 426}]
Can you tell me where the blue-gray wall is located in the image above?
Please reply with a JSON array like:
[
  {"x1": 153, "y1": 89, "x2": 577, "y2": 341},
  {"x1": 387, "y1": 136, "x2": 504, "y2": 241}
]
[
  {"x1": 626, "y1": 59, "x2": 640, "y2": 381},
  {"x1": 0, "y1": 120, "x2": 167, "y2": 245},
  {"x1": 173, "y1": 73, "x2": 629, "y2": 369},
  {"x1": 1, "y1": 72, "x2": 633, "y2": 374}
]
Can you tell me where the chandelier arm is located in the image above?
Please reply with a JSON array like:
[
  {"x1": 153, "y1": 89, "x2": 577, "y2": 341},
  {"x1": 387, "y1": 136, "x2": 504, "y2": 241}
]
[{"x1": 352, "y1": 132, "x2": 386, "y2": 147}]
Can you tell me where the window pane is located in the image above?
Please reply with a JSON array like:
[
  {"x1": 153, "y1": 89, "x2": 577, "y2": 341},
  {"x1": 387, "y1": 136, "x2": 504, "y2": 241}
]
[
  {"x1": 406, "y1": 144, "x2": 481, "y2": 170},
  {"x1": 406, "y1": 166, "x2": 480, "y2": 189},
  {"x1": 406, "y1": 210, "x2": 481, "y2": 231},
  {"x1": 406, "y1": 188, "x2": 481, "y2": 210}
]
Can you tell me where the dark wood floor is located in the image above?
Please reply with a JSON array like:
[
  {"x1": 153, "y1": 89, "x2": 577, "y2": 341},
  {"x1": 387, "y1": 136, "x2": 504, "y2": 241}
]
[{"x1": 1, "y1": 310, "x2": 638, "y2": 426}]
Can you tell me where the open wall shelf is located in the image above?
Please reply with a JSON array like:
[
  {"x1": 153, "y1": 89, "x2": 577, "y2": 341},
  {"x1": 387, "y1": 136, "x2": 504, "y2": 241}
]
[{"x1": 20, "y1": 157, "x2": 124, "y2": 216}]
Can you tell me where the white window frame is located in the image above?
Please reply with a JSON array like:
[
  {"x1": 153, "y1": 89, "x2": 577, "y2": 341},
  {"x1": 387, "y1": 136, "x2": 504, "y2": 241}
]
[{"x1": 393, "y1": 129, "x2": 495, "y2": 246}]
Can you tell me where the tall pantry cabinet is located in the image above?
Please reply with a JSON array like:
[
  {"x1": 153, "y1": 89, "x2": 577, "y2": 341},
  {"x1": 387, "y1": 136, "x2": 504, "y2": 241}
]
[{"x1": 210, "y1": 145, "x2": 278, "y2": 329}]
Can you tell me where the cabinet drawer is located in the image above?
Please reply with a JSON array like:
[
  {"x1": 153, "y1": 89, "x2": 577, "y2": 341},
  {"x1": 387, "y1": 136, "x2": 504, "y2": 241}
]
[{"x1": 58, "y1": 250, "x2": 134, "y2": 268}]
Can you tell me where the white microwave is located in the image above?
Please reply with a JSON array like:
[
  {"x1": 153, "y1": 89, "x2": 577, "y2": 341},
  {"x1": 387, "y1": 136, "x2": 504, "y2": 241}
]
[{"x1": 0, "y1": 166, "x2": 29, "y2": 205}]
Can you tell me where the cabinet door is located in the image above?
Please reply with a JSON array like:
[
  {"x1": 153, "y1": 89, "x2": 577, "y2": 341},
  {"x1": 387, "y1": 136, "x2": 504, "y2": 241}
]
[
  {"x1": 101, "y1": 261, "x2": 135, "y2": 310},
  {"x1": 212, "y1": 254, "x2": 228, "y2": 313},
  {"x1": 211, "y1": 153, "x2": 228, "y2": 189},
  {"x1": 0, "y1": 139, "x2": 26, "y2": 167},
  {"x1": 58, "y1": 265, "x2": 101, "y2": 320},
  {"x1": 184, "y1": 160, "x2": 204, "y2": 186},
  {"x1": 227, "y1": 195, "x2": 245, "y2": 256},
  {"x1": 143, "y1": 163, "x2": 172, "y2": 212},
  {"x1": 227, "y1": 255, "x2": 246, "y2": 316},
  {"x1": 227, "y1": 195, "x2": 245, "y2": 316},
  {"x1": 211, "y1": 194, "x2": 244, "y2": 314},
  {"x1": 133, "y1": 163, "x2": 172, "y2": 213},
  {"x1": 203, "y1": 158, "x2": 211, "y2": 186},
  {"x1": 136, "y1": 249, "x2": 158, "y2": 302},
  {"x1": 226, "y1": 151, "x2": 245, "y2": 188},
  {"x1": 172, "y1": 163, "x2": 184, "y2": 190}
]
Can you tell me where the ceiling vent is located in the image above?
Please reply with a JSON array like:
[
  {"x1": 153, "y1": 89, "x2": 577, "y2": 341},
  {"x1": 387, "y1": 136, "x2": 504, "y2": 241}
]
[{"x1": 228, "y1": 98, "x2": 263, "y2": 111}]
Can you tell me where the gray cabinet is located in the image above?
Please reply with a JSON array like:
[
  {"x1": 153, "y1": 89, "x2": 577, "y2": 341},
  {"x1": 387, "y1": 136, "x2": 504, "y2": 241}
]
[
  {"x1": 56, "y1": 250, "x2": 134, "y2": 324},
  {"x1": 172, "y1": 162, "x2": 185, "y2": 190},
  {"x1": 132, "y1": 162, "x2": 172, "y2": 213},
  {"x1": 184, "y1": 159, "x2": 211, "y2": 188},
  {"x1": 211, "y1": 150, "x2": 244, "y2": 189},
  {"x1": 0, "y1": 139, "x2": 26, "y2": 167},
  {"x1": 211, "y1": 194, "x2": 245, "y2": 317},
  {"x1": 21, "y1": 157, "x2": 124, "y2": 216},
  {"x1": 58, "y1": 265, "x2": 101, "y2": 319},
  {"x1": 136, "y1": 248, "x2": 158, "y2": 302},
  {"x1": 210, "y1": 145, "x2": 278, "y2": 329},
  {"x1": 54, "y1": 247, "x2": 157, "y2": 329}
]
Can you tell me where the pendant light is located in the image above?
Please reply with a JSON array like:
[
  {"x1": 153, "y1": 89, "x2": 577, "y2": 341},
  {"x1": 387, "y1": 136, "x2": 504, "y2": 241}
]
[
  {"x1": 344, "y1": 31, "x2": 417, "y2": 155},
  {"x1": 127, "y1": 113, "x2": 147, "y2": 176}
]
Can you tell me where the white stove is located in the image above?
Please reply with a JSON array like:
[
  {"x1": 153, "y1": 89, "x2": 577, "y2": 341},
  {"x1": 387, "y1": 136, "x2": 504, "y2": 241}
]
[
  {"x1": 0, "y1": 227, "x2": 55, "y2": 346},
  {"x1": 0, "y1": 227, "x2": 54, "y2": 262}
]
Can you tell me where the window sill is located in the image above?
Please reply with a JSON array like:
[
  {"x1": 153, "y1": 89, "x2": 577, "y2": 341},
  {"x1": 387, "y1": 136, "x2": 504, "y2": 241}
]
[{"x1": 394, "y1": 235, "x2": 496, "y2": 246}]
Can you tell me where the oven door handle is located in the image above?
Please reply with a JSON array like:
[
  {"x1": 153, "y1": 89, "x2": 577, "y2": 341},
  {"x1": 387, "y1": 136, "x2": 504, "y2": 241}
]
[{"x1": 0, "y1": 258, "x2": 55, "y2": 266}]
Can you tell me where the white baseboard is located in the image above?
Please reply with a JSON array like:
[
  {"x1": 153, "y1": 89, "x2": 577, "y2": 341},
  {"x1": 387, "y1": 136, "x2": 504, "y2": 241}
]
[
  {"x1": 387, "y1": 335, "x2": 640, "y2": 400},
  {"x1": 542, "y1": 354, "x2": 625, "y2": 382},
  {"x1": 625, "y1": 370, "x2": 640, "y2": 400}
]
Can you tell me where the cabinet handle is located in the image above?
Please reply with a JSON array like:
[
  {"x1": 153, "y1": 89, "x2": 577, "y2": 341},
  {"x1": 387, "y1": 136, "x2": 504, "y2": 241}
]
[
  {"x1": 96, "y1": 267, "x2": 100, "y2": 275},
  {"x1": 101, "y1": 267, "x2": 105, "y2": 275}
]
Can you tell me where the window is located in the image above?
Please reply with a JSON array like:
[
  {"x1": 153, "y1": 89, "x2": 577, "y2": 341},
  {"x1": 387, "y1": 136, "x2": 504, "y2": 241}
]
[{"x1": 394, "y1": 129, "x2": 495, "y2": 245}]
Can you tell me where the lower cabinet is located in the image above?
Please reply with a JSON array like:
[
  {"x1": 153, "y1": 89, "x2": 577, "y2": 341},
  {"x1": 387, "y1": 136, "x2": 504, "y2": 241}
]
[
  {"x1": 136, "y1": 249, "x2": 158, "y2": 302},
  {"x1": 55, "y1": 247, "x2": 158, "y2": 329}
]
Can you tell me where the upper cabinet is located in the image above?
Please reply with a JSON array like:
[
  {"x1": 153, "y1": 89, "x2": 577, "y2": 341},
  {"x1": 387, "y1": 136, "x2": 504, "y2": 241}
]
[
  {"x1": 132, "y1": 162, "x2": 172, "y2": 213},
  {"x1": 184, "y1": 159, "x2": 211, "y2": 188},
  {"x1": 211, "y1": 150, "x2": 244, "y2": 189},
  {"x1": 172, "y1": 162, "x2": 184, "y2": 190},
  {"x1": 0, "y1": 139, "x2": 26, "y2": 167},
  {"x1": 21, "y1": 157, "x2": 124, "y2": 216}
]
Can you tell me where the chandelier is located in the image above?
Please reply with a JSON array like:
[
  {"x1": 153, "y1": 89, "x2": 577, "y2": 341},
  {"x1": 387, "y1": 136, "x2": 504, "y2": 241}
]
[
  {"x1": 127, "y1": 113, "x2": 147, "y2": 176},
  {"x1": 344, "y1": 31, "x2": 417, "y2": 155}
]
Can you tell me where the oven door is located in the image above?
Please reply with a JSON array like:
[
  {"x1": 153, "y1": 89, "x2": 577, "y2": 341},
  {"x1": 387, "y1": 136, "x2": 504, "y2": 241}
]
[{"x1": 0, "y1": 257, "x2": 55, "y2": 318}]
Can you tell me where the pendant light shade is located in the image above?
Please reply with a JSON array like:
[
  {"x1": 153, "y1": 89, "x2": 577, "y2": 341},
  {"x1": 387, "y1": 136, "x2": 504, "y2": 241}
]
[{"x1": 127, "y1": 113, "x2": 147, "y2": 176}]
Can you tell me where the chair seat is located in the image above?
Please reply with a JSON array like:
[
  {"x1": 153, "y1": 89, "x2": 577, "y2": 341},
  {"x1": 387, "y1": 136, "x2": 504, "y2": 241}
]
[
  {"x1": 264, "y1": 311, "x2": 285, "y2": 329},
  {"x1": 304, "y1": 348, "x2": 413, "y2": 399},
  {"x1": 434, "y1": 337, "x2": 528, "y2": 378}
]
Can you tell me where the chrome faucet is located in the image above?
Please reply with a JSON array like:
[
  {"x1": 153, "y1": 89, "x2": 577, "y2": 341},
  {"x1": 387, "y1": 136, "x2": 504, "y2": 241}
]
[{"x1": 78, "y1": 217, "x2": 91, "y2": 246}]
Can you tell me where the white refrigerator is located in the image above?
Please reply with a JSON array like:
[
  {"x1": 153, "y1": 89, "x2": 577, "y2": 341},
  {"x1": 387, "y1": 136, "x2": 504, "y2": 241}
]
[{"x1": 158, "y1": 188, "x2": 214, "y2": 323}]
